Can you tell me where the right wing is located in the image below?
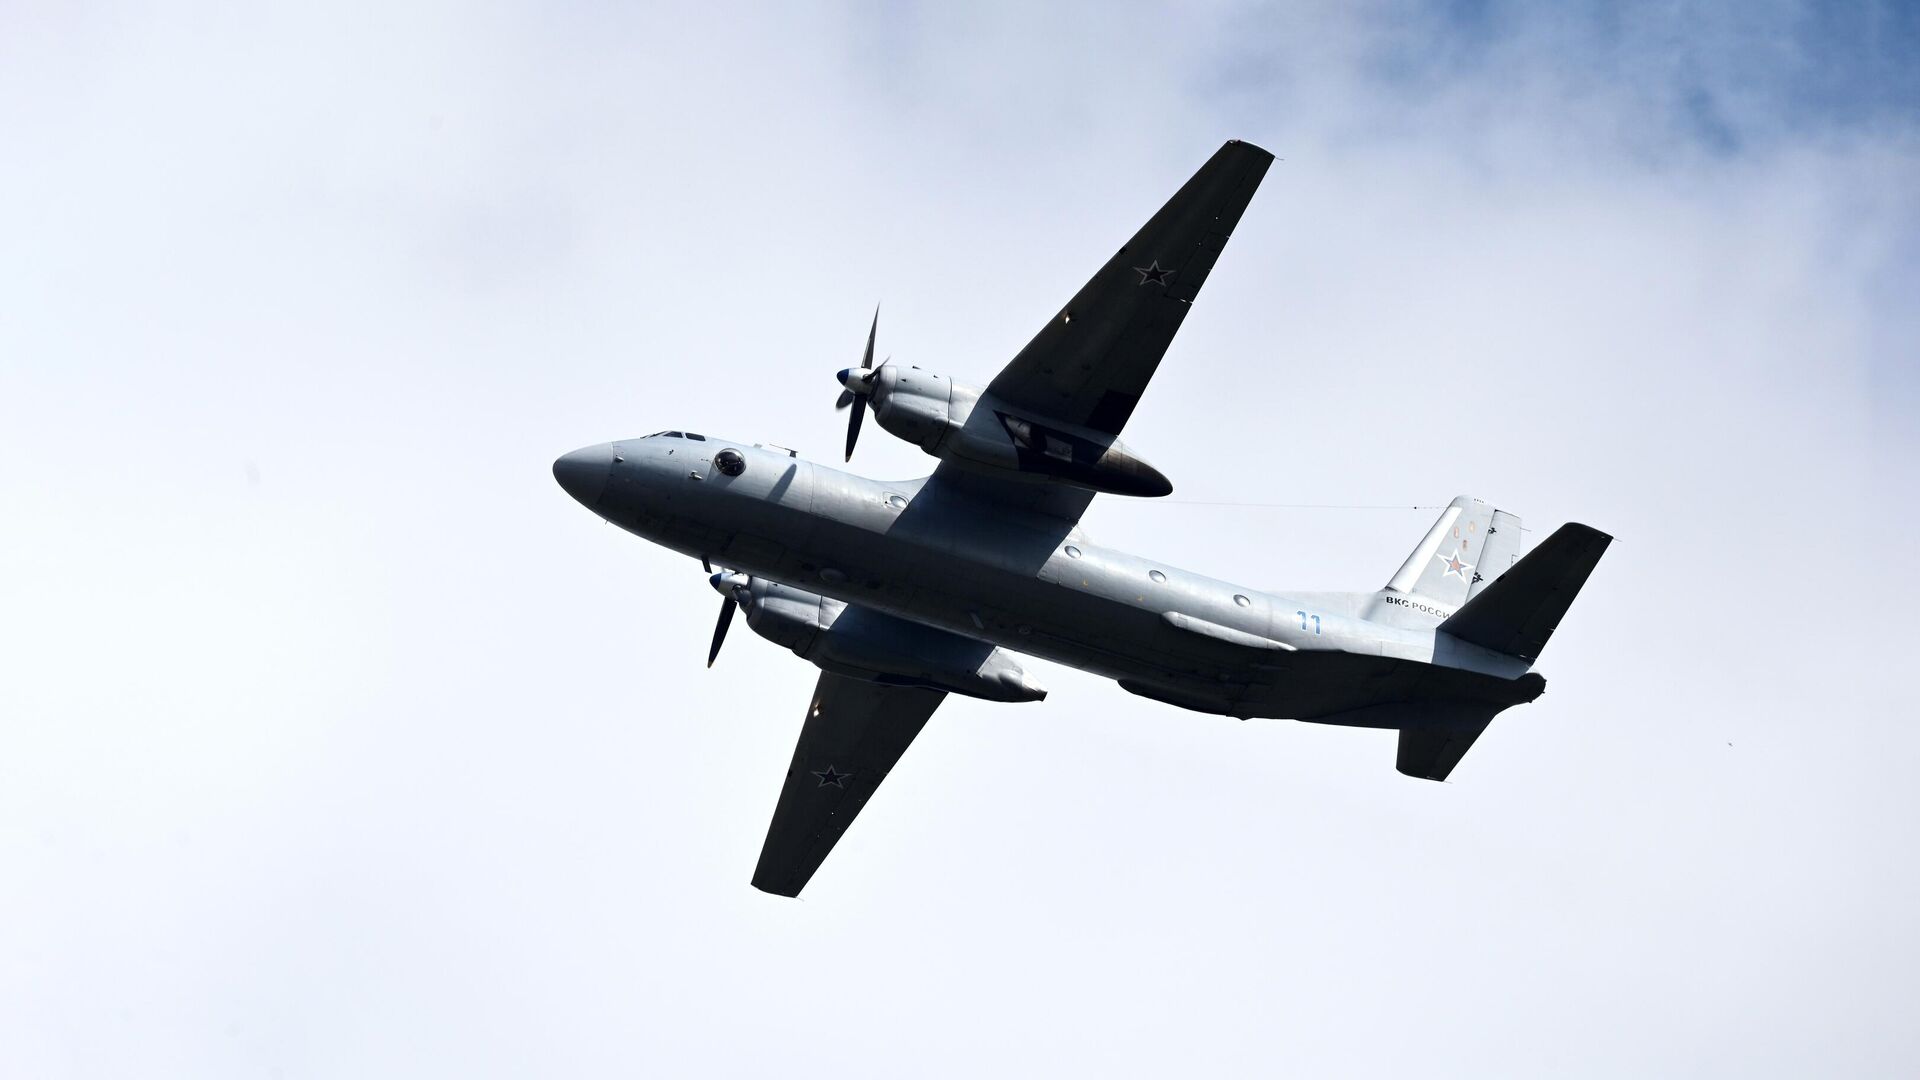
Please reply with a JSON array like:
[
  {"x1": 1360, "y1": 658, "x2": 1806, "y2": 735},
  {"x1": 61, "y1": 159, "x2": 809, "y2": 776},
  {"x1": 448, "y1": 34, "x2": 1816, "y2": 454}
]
[{"x1": 752, "y1": 671, "x2": 946, "y2": 897}]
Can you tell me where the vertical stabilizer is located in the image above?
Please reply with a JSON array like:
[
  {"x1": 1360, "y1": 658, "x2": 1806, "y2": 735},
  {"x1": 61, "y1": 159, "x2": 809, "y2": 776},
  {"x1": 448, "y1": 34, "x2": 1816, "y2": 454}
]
[
  {"x1": 1469, "y1": 508, "x2": 1523, "y2": 600},
  {"x1": 1372, "y1": 497, "x2": 1518, "y2": 622}
]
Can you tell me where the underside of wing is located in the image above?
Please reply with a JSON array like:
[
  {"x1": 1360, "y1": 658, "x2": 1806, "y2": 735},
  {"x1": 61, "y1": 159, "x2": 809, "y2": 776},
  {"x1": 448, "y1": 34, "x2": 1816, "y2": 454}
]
[
  {"x1": 924, "y1": 458, "x2": 1097, "y2": 526},
  {"x1": 752, "y1": 672, "x2": 946, "y2": 897},
  {"x1": 986, "y1": 139, "x2": 1274, "y2": 436}
]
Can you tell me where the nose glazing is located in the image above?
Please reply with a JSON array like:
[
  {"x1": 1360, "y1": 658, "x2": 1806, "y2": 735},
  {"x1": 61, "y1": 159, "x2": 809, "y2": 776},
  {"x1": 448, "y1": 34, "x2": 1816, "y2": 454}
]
[{"x1": 552, "y1": 444, "x2": 614, "y2": 508}]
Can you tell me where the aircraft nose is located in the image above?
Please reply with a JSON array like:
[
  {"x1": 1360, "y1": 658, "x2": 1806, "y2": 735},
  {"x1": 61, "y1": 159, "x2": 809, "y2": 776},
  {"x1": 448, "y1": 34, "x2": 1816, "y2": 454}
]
[{"x1": 552, "y1": 444, "x2": 613, "y2": 508}]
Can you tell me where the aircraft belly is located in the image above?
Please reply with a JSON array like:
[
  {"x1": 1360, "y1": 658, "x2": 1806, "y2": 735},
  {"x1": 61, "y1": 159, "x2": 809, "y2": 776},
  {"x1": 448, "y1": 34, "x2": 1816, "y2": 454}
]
[
  {"x1": 747, "y1": 514, "x2": 1301, "y2": 704},
  {"x1": 656, "y1": 465, "x2": 1536, "y2": 721}
]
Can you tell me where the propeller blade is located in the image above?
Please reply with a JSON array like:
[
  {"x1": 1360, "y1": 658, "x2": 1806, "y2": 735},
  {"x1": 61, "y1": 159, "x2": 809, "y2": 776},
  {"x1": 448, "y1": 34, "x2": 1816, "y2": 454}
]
[
  {"x1": 837, "y1": 306, "x2": 880, "y2": 460},
  {"x1": 845, "y1": 397, "x2": 866, "y2": 461},
  {"x1": 707, "y1": 594, "x2": 736, "y2": 668}
]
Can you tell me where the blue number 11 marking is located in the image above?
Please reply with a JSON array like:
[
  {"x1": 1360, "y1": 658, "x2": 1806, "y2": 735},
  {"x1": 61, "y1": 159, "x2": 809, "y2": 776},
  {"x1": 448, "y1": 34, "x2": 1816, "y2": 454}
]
[{"x1": 1296, "y1": 611, "x2": 1321, "y2": 635}]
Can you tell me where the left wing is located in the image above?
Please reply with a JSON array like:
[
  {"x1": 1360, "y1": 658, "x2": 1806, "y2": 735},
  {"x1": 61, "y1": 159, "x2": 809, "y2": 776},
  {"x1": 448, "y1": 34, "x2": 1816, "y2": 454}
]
[
  {"x1": 985, "y1": 139, "x2": 1273, "y2": 437},
  {"x1": 914, "y1": 141, "x2": 1272, "y2": 527},
  {"x1": 751, "y1": 672, "x2": 946, "y2": 897}
]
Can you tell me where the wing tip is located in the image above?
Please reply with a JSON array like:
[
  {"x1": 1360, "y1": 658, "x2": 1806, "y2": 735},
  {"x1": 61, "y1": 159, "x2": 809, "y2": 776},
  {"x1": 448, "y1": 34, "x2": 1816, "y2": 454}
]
[
  {"x1": 1225, "y1": 137, "x2": 1276, "y2": 161},
  {"x1": 751, "y1": 875, "x2": 805, "y2": 899},
  {"x1": 1562, "y1": 521, "x2": 1615, "y2": 545}
]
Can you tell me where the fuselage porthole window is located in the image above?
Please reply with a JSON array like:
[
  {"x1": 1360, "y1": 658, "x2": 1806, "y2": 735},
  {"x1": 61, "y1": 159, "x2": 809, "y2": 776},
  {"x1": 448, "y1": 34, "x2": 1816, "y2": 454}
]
[
  {"x1": 714, "y1": 449, "x2": 746, "y2": 477},
  {"x1": 1149, "y1": 570, "x2": 1167, "y2": 584},
  {"x1": 887, "y1": 494, "x2": 908, "y2": 510},
  {"x1": 1064, "y1": 545, "x2": 1082, "y2": 559},
  {"x1": 1233, "y1": 594, "x2": 1251, "y2": 607}
]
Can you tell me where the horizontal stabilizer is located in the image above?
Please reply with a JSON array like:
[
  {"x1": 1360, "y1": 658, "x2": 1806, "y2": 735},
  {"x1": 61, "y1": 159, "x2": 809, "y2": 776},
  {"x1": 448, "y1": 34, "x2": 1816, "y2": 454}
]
[
  {"x1": 1304, "y1": 700, "x2": 1507, "y2": 781},
  {"x1": 1396, "y1": 712, "x2": 1494, "y2": 781},
  {"x1": 1440, "y1": 523, "x2": 1612, "y2": 662}
]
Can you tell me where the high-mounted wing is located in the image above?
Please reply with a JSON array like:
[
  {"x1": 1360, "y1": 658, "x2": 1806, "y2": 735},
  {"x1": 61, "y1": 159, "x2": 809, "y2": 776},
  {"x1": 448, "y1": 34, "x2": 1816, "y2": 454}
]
[
  {"x1": 986, "y1": 139, "x2": 1273, "y2": 437},
  {"x1": 752, "y1": 672, "x2": 946, "y2": 897}
]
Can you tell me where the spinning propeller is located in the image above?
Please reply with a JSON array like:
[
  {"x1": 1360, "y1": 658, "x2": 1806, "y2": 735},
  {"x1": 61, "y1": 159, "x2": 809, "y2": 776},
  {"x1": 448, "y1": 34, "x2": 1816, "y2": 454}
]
[
  {"x1": 707, "y1": 569, "x2": 750, "y2": 667},
  {"x1": 835, "y1": 305, "x2": 886, "y2": 461},
  {"x1": 713, "y1": 307, "x2": 894, "y2": 663}
]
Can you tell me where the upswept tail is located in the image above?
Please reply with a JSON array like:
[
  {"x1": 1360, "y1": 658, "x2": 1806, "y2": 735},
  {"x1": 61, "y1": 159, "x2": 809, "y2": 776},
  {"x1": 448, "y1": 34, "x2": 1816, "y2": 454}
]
[{"x1": 1343, "y1": 499, "x2": 1612, "y2": 781}]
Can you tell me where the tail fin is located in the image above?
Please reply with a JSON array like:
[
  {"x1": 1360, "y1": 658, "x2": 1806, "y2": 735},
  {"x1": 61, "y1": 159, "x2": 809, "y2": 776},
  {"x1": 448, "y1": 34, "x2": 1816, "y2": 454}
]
[
  {"x1": 1441, "y1": 523, "x2": 1612, "y2": 662},
  {"x1": 1374, "y1": 496, "x2": 1522, "y2": 620}
]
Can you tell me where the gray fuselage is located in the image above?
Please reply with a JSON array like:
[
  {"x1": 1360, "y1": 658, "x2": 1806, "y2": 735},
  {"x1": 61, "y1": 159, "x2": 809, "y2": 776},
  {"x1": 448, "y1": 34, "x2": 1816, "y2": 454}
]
[{"x1": 558, "y1": 434, "x2": 1538, "y2": 720}]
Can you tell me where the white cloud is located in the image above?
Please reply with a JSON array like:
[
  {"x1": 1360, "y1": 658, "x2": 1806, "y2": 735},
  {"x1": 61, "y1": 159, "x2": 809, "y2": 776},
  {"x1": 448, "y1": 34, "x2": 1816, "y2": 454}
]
[{"x1": 2, "y1": 3, "x2": 1915, "y2": 1076}]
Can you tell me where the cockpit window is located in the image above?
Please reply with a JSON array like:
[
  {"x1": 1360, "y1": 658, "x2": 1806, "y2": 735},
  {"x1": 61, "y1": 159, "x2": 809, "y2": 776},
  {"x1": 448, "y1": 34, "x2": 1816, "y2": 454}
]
[{"x1": 684, "y1": 432, "x2": 706, "y2": 441}]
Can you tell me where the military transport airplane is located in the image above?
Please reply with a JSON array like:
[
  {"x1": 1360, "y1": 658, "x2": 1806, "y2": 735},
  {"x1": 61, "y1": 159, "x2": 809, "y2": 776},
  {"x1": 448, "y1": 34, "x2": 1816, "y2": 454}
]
[{"x1": 553, "y1": 140, "x2": 1611, "y2": 896}]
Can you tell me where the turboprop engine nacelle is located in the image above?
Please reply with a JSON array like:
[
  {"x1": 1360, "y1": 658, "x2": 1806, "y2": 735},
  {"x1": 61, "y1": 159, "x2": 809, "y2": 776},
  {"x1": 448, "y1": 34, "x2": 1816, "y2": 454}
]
[
  {"x1": 728, "y1": 577, "x2": 1047, "y2": 703},
  {"x1": 868, "y1": 365, "x2": 1172, "y2": 497}
]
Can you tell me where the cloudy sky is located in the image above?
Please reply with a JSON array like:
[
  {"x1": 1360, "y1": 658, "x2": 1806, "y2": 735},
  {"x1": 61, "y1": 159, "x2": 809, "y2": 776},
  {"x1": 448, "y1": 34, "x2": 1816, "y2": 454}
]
[{"x1": 4, "y1": 2, "x2": 1917, "y2": 1075}]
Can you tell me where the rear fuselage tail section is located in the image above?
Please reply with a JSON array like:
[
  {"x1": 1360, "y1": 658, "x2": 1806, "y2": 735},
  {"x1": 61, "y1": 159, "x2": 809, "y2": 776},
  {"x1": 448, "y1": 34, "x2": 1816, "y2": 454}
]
[{"x1": 1368, "y1": 496, "x2": 1516, "y2": 627}]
